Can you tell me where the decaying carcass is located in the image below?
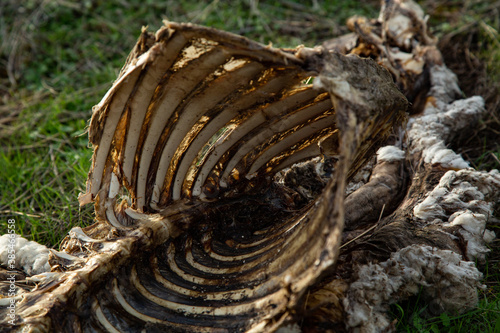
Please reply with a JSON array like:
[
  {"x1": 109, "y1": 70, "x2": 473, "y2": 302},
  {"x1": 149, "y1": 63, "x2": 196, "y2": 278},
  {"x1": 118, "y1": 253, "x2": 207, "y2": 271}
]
[{"x1": 1, "y1": 0, "x2": 498, "y2": 332}]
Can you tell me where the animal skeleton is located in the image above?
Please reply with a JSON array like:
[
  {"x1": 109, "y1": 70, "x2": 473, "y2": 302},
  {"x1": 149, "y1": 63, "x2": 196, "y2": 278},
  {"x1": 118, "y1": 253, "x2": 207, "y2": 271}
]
[{"x1": 1, "y1": 1, "x2": 499, "y2": 332}]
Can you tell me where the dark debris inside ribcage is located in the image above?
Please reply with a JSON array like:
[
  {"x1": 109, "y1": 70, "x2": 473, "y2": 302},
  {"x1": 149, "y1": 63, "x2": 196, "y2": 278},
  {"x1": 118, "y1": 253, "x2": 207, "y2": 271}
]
[{"x1": 88, "y1": 191, "x2": 316, "y2": 332}]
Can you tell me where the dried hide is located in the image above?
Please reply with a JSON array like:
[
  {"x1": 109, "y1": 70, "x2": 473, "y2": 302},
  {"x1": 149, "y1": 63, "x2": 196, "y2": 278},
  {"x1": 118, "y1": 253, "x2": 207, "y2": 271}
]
[{"x1": 1, "y1": 1, "x2": 499, "y2": 332}]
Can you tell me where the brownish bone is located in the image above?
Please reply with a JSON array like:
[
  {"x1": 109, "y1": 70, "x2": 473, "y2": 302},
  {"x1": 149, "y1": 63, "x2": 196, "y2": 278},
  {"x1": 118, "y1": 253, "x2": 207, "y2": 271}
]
[{"x1": 344, "y1": 160, "x2": 406, "y2": 230}]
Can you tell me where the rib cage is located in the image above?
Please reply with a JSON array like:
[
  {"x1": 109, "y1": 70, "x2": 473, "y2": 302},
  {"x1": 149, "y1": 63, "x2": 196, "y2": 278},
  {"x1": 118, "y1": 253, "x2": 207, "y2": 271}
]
[
  {"x1": 4, "y1": 18, "x2": 408, "y2": 333},
  {"x1": 72, "y1": 24, "x2": 407, "y2": 332},
  {"x1": 80, "y1": 24, "x2": 346, "y2": 332},
  {"x1": 84, "y1": 23, "x2": 336, "y2": 213}
]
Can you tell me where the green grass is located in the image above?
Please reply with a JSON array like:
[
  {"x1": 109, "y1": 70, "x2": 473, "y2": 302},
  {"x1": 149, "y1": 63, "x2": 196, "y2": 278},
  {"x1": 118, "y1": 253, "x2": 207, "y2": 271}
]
[
  {"x1": 0, "y1": 87, "x2": 95, "y2": 245},
  {"x1": 0, "y1": 0, "x2": 499, "y2": 331}
]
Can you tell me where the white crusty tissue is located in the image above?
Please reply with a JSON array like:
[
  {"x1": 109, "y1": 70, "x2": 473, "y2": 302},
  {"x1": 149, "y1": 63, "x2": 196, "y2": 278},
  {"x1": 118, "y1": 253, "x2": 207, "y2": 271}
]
[
  {"x1": 0, "y1": 234, "x2": 51, "y2": 275},
  {"x1": 376, "y1": 145, "x2": 405, "y2": 163},
  {"x1": 344, "y1": 245, "x2": 484, "y2": 333},
  {"x1": 413, "y1": 169, "x2": 500, "y2": 261},
  {"x1": 407, "y1": 63, "x2": 485, "y2": 170}
]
